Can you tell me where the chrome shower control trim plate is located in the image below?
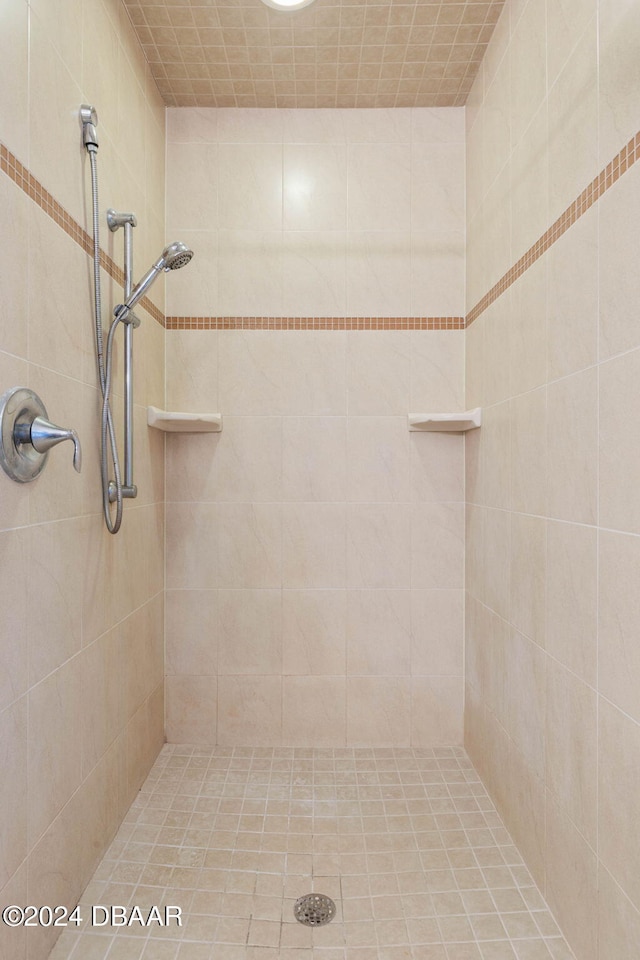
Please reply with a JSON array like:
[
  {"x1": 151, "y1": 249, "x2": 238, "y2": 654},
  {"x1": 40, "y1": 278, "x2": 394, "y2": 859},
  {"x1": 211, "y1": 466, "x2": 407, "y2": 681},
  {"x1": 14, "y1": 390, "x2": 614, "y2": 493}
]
[{"x1": 0, "y1": 387, "x2": 49, "y2": 482}]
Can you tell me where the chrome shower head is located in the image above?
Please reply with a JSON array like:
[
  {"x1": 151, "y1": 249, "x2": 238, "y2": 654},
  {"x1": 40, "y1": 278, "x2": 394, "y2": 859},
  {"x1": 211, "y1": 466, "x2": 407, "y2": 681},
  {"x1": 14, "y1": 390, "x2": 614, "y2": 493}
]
[
  {"x1": 115, "y1": 242, "x2": 194, "y2": 320},
  {"x1": 163, "y1": 241, "x2": 193, "y2": 271}
]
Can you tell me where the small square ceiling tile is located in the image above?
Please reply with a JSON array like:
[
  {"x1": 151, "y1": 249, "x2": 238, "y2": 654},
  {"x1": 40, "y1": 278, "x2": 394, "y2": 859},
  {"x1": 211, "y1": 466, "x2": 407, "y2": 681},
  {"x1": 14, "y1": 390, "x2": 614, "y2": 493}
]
[{"x1": 123, "y1": 0, "x2": 505, "y2": 107}]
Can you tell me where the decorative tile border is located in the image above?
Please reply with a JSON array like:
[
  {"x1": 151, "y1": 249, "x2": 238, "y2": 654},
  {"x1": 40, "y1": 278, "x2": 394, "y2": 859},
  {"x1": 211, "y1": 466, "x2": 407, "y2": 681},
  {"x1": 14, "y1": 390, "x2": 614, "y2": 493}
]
[
  {"x1": 0, "y1": 141, "x2": 165, "y2": 327},
  {"x1": 5, "y1": 126, "x2": 640, "y2": 334},
  {"x1": 166, "y1": 316, "x2": 466, "y2": 330},
  {"x1": 466, "y1": 130, "x2": 640, "y2": 326}
]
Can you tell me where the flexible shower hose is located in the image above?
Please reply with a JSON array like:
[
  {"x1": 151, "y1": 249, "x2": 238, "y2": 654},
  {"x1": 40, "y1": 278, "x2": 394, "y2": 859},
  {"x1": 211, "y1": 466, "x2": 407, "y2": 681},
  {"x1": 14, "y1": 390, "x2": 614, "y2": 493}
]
[{"x1": 88, "y1": 149, "x2": 124, "y2": 534}]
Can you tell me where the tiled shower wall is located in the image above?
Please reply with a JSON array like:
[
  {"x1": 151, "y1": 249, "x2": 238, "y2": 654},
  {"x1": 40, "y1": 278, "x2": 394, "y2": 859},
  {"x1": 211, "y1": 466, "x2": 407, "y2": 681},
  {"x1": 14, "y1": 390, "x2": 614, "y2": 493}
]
[
  {"x1": 164, "y1": 107, "x2": 467, "y2": 748},
  {"x1": 0, "y1": 2, "x2": 166, "y2": 959},
  {"x1": 465, "y1": 1, "x2": 640, "y2": 959}
]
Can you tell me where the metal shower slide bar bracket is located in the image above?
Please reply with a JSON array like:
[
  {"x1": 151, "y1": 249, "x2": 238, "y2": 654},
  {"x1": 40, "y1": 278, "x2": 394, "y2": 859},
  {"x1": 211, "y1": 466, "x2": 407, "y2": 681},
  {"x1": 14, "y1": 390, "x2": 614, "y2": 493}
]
[{"x1": 108, "y1": 207, "x2": 139, "y2": 501}]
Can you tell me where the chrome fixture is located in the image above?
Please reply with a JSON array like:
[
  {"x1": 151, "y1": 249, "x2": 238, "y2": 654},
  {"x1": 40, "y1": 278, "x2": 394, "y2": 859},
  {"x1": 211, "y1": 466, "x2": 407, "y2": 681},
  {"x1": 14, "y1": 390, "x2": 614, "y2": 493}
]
[
  {"x1": 114, "y1": 241, "x2": 193, "y2": 323},
  {"x1": 82, "y1": 103, "x2": 194, "y2": 533},
  {"x1": 80, "y1": 104, "x2": 98, "y2": 152},
  {"x1": 0, "y1": 387, "x2": 81, "y2": 483},
  {"x1": 294, "y1": 894, "x2": 336, "y2": 926}
]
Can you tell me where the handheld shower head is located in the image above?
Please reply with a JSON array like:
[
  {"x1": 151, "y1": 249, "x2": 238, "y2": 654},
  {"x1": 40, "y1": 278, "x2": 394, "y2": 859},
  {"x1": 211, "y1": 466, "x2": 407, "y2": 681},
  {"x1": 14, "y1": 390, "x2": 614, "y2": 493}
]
[
  {"x1": 163, "y1": 241, "x2": 194, "y2": 271},
  {"x1": 114, "y1": 242, "x2": 194, "y2": 320}
]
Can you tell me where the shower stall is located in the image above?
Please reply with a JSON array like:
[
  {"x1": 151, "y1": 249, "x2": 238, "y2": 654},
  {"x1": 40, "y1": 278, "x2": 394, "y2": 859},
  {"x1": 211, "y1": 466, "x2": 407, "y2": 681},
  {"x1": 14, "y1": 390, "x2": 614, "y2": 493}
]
[{"x1": 0, "y1": 2, "x2": 638, "y2": 960}]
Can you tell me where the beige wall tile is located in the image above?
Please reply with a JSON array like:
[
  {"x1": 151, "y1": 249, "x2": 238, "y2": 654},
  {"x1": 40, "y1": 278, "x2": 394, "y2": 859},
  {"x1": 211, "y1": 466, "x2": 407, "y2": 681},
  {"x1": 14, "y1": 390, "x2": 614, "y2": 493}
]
[
  {"x1": 547, "y1": 18, "x2": 598, "y2": 225},
  {"x1": 218, "y1": 143, "x2": 283, "y2": 231},
  {"x1": 28, "y1": 20, "x2": 84, "y2": 223},
  {"x1": 218, "y1": 230, "x2": 282, "y2": 317},
  {"x1": 0, "y1": 697, "x2": 27, "y2": 889},
  {"x1": 546, "y1": 206, "x2": 598, "y2": 381},
  {"x1": 348, "y1": 502, "x2": 412, "y2": 589},
  {"x1": 346, "y1": 332, "x2": 411, "y2": 416},
  {"x1": 0, "y1": 529, "x2": 28, "y2": 713},
  {"x1": 599, "y1": 531, "x2": 640, "y2": 724},
  {"x1": 348, "y1": 143, "x2": 411, "y2": 232},
  {"x1": 411, "y1": 143, "x2": 464, "y2": 242},
  {"x1": 547, "y1": 367, "x2": 598, "y2": 525},
  {"x1": 28, "y1": 657, "x2": 83, "y2": 843},
  {"x1": 546, "y1": 520, "x2": 597, "y2": 684},
  {"x1": 166, "y1": 142, "x2": 218, "y2": 231},
  {"x1": 280, "y1": 331, "x2": 347, "y2": 414},
  {"x1": 509, "y1": 105, "x2": 548, "y2": 265},
  {"x1": 0, "y1": 0, "x2": 28, "y2": 160},
  {"x1": 282, "y1": 502, "x2": 346, "y2": 589},
  {"x1": 465, "y1": 7, "x2": 640, "y2": 960},
  {"x1": 598, "y1": 164, "x2": 640, "y2": 360},
  {"x1": 347, "y1": 417, "x2": 412, "y2": 502},
  {"x1": 165, "y1": 590, "x2": 218, "y2": 677},
  {"x1": 598, "y1": 699, "x2": 640, "y2": 912},
  {"x1": 411, "y1": 676, "x2": 463, "y2": 746},
  {"x1": 509, "y1": 0, "x2": 546, "y2": 147},
  {"x1": 410, "y1": 590, "x2": 463, "y2": 677},
  {"x1": 282, "y1": 589, "x2": 347, "y2": 677},
  {"x1": 600, "y1": 348, "x2": 640, "y2": 535},
  {"x1": 217, "y1": 676, "x2": 282, "y2": 746},
  {"x1": 509, "y1": 259, "x2": 547, "y2": 396},
  {"x1": 346, "y1": 677, "x2": 410, "y2": 747},
  {"x1": 166, "y1": 330, "x2": 219, "y2": 416},
  {"x1": 411, "y1": 432, "x2": 465, "y2": 504},
  {"x1": 27, "y1": 519, "x2": 84, "y2": 686},
  {"x1": 165, "y1": 676, "x2": 217, "y2": 746},
  {"x1": 546, "y1": 662, "x2": 597, "y2": 845},
  {"x1": 218, "y1": 589, "x2": 282, "y2": 675},
  {"x1": 282, "y1": 677, "x2": 346, "y2": 746},
  {"x1": 481, "y1": 506, "x2": 511, "y2": 621},
  {"x1": 207, "y1": 416, "x2": 282, "y2": 503},
  {"x1": 545, "y1": 795, "x2": 598, "y2": 960},
  {"x1": 598, "y1": 865, "x2": 640, "y2": 960},
  {"x1": 410, "y1": 331, "x2": 465, "y2": 411},
  {"x1": 504, "y1": 631, "x2": 545, "y2": 779},
  {"x1": 282, "y1": 231, "x2": 347, "y2": 316},
  {"x1": 510, "y1": 513, "x2": 545, "y2": 645},
  {"x1": 347, "y1": 589, "x2": 411, "y2": 676},
  {"x1": 510, "y1": 387, "x2": 547, "y2": 517},
  {"x1": 166, "y1": 503, "x2": 218, "y2": 590},
  {"x1": 218, "y1": 503, "x2": 282, "y2": 588},
  {"x1": 0, "y1": 176, "x2": 28, "y2": 361},
  {"x1": 282, "y1": 417, "x2": 347, "y2": 502},
  {"x1": 481, "y1": 401, "x2": 511, "y2": 510},
  {"x1": 598, "y1": 0, "x2": 640, "y2": 163},
  {"x1": 0, "y1": 861, "x2": 27, "y2": 960},
  {"x1": 283, "y1": 144, "x2": 347, "y2": 230},
  {"x1": 410, "y1": 503, "x2": 464, "y2": 590},
  {"x1": 346, "y1": 231, "x2": 412, "y2": 317},
  {"x1": 218, "y1": 331, "x2": 283, "y2": 416}
]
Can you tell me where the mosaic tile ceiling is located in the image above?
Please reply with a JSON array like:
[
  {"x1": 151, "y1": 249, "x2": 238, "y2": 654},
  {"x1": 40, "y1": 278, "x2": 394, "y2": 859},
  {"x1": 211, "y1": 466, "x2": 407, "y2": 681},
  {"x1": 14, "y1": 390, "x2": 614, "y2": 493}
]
[{"x1": 124, "y1": 0, "x2": 505, "y2": 108}]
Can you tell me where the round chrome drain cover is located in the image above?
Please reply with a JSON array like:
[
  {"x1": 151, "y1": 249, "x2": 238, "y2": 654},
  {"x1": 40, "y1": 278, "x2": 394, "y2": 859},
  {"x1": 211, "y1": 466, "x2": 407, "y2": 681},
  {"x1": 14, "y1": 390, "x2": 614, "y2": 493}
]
[{"x1": 294, "y1": 893, "x2": 336, "y2": 926}]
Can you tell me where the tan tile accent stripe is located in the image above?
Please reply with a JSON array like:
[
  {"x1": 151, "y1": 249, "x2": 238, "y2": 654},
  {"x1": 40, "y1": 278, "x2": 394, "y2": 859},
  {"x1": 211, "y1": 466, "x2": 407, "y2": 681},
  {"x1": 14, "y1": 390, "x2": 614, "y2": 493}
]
[
  {"x1": 166, "y1": 316, "x2": 466, "y2": 330},
  {"x1": 0, "y1": 141, "x2": 166, "y2": 328},
  {"x1": 466, "y1": 130, "x2": 640, "y2": 326},
  {"x1": 6, "y1": 125, "x2": 640, "y2": 335}
]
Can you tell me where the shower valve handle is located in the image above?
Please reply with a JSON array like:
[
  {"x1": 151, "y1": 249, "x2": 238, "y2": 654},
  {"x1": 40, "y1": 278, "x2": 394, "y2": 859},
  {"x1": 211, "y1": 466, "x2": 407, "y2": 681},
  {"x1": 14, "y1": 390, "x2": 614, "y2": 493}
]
[{"x1": 26, "y1": 417, "x2": 82, "y2": 473}]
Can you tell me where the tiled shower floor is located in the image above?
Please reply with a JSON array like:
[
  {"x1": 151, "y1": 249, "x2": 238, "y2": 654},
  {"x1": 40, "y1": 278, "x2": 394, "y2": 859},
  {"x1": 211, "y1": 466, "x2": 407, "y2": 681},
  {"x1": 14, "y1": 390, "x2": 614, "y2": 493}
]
[{"x1": 49, "y1": 746, "x2": 574, "y2": 960}]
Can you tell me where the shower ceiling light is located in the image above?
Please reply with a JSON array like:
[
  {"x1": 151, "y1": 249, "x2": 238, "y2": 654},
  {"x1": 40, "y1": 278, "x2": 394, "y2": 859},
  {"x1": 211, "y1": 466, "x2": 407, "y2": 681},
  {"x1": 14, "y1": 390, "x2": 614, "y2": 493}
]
[{"x1": 260, "y1": 0, "x2": 316, "y2": 9}]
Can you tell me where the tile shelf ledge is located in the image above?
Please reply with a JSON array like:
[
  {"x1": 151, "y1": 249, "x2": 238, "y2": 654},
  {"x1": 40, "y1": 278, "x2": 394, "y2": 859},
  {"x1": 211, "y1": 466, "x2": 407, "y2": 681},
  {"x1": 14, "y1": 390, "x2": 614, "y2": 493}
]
[
  {"x1": 408, "y1": 408, "x2": 482, "y2": 432},
  {"x1": 147, "y1": 407, "x2": 223, "y2": 433}
]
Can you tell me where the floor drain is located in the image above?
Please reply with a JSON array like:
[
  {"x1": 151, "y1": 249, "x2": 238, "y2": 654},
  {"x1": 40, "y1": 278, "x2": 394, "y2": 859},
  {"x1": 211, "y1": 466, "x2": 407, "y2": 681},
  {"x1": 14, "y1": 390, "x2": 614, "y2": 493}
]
[{"x1": 294, "y1": 893, "x2": 336, "y2": 926}]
